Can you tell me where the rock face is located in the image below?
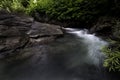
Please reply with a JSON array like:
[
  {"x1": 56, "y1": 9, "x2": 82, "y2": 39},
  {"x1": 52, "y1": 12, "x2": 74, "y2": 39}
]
[
  {"x1": 90, "y1": 17, "x2": 120, "y2": 40},
  {"x1": 90, "y1": 17, "x2": 114, "y2": 37},
  {"x1": 0, "y1": 10, "x2": 63, "y2": 60}
]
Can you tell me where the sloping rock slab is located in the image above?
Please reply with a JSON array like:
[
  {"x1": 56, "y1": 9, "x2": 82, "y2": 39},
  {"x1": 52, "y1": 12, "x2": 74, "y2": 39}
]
[
  {"x1": 0, "y1": 10, "x2": 63, "y2": 60},
  {"x1": 27, "y1": 21, "x2": 63, "y2": 38}
]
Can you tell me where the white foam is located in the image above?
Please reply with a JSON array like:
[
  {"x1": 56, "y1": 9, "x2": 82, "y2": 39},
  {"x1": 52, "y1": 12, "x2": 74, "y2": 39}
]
[{"x1": 65, "y1": 28, "x2": 108, "y2": 66}]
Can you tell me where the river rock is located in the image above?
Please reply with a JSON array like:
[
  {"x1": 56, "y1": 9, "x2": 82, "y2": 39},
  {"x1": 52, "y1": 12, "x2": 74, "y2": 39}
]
[
  {"x1": 27, "y1": 21, "x2": 63, "y2": 38},
  {"x1": 0, "y1": 10, "x2": 63, "y2": 60}
]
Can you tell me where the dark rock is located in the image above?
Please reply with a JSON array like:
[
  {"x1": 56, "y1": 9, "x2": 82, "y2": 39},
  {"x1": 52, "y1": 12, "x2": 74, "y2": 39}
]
[
  {"x1": 0, "y1": 10, "x2": 63, "y2": 60},
  {"x1": 90, "y1": 17, "x2": 113, "y2": 32},
  {"x1": 30, "y1": 36, "x2": 56, "y2": 45},
  {"x1": 0, "y1": 36, "x2": 29, "y2": 57},
  {"x1": 90, "y1": 17, "x2": 115, "y2": 38},
  {"x1": 0, "y1": 12, "x2": 33, "y2": 58},
  {"x1": 27, "y1": 21, "x2": 63, "y2": 38},
  {"x1": 90, "y1": 16, "x2": 120, "y2": 41},
  {"x1": 0, "y1": 25, "x2": 21, "y2": 37}
]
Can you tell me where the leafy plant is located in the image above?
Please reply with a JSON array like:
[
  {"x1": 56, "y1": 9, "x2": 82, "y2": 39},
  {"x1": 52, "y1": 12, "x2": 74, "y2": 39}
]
[
  {"x1": 0, "y1": 0, "x2": 12, "y2": 12},
  {"x1": 0, "y1": 0, "x2": 25, "y2": 12},
  {"x1": 11, "y1": 0, "x2": 25, "y2": 12},
  {"x1": 25, "y1": 0, "x2": 110, "y2": 24},
  {"x1": 26, "y1": 0, "x2": 53, "y2": 15},
  {"x1": 102, "y1": 41, "x2": 120, "y2": 71}
]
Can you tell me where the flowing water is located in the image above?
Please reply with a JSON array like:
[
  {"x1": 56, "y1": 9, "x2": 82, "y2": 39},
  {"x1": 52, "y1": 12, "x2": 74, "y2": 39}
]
[{"x1": 0, "y1": 28, "x2": 119, "y2": 80}]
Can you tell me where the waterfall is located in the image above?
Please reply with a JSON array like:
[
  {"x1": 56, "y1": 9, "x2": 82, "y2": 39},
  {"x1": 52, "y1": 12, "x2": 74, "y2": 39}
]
[
  {"x1": 65, "y1": 28, "x2": 108, "y2": 67},
  {"x1": 0, "y1": 28, "x2": 113, "y2": 80}
]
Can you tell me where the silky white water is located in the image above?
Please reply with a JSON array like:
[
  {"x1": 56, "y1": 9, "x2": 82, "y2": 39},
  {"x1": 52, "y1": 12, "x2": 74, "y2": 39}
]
[{"x1": 65, "y1": 28, "x2": 108, "y2": 67}]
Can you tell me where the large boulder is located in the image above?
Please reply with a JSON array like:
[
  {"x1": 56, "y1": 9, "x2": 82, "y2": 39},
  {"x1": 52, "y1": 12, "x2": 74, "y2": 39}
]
[
  {"x1": 27, "y1": 22, "x2": 63, "y2": 45},
  {"x1": 0, "y1": 10, "x2": 33, "y2": 59},
  {"x1": 0, "y1": 10, "x2": 63, "y2": 60}
]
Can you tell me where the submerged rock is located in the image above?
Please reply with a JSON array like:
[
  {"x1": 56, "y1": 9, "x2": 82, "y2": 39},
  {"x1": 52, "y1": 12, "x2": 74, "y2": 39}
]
[{"x1": 0, "y1": 10, "x2": 63, "y2": 60}]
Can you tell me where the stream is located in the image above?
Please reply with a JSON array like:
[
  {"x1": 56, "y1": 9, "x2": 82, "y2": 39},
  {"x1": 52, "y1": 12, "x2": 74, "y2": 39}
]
[{"x1": 0, "y1": 28, "x2": 119, "y2": 80}]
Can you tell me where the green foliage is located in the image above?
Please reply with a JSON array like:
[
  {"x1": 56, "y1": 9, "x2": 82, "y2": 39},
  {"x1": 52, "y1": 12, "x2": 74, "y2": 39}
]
[
  {"x1": 1, "y1": 0, "x2": 120, "y2": 23},
  {"x1": 26, "y1": 0, "x2": 53, "y2": 15},
  {"x1": 11, "y1": 0, "x2": 25, "y2": 12},
  {"x1": 26, "y1": 0, "x2": 37, "y2": 14},
  {"x1": 25, "y1": 0, "x2": 112, "y2": 23},
  {"x1": 0, "y1": 0, "x2": 25, "y2": 12},
  {"x1": 102, "y1": 41, "x2": 120, "y2": 72},
  {"x1": 1, "y1": 0, "x2": 120, "y2": 72},
  {"x1": 0, "y1": 0, "x2": 12, "y2": 11},
  {"x1": 43, "y1": 0, "x2": 103, "y2": 21},
  {"x1": 46, "y1": 0, "x2": 84, "y2": 20}
]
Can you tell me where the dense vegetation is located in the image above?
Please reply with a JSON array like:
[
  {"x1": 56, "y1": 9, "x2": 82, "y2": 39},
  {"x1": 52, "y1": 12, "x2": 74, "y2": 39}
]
[
  {"x1": 1, "y1": 0, "x2": 120, "y2": 26},
  {"x1": 0, "y1": 0, "x2": 120, "y2": 72},
  {"x1": 102, "y1": 19, "x2": 120, "y2": 72},
  {"x1": 103, "y1": 40, "x2": 120, "y2": 71}
]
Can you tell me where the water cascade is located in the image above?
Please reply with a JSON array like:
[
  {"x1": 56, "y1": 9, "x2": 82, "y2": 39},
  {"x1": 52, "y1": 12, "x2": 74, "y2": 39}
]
[
  {"x1": 0, "y1": 28, "x2": 118, "y2": 80},
  {"x1": 65, "y1": 28, "x2": 107, "y2": 67}
]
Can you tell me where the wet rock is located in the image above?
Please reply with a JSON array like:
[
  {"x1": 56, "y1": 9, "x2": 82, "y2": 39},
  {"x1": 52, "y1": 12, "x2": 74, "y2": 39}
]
[
  {"x1": 5, "y1": 45, "x2": 48, "y2": 62},
  {"x1": 0, "y1": 10, "x2": 63, "y2": 60},
  {"x1": 0, "y1": 36, "x2": 29, "y2": 58},
  {"x1": 27, "y1": 21, "x2": 63, "y2": 38},
  {"x1": 0, "y1": 12, "x2": 32, "y2": 58},
  {"x1": 30, "y1": 36, "x2": 55, "y2": 45}
]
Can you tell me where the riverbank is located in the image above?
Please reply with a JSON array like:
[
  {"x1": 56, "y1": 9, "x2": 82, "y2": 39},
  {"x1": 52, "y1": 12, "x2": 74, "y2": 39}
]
[{"x1": 0, "y1": 10, "x2": 63, "y2": 61}]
